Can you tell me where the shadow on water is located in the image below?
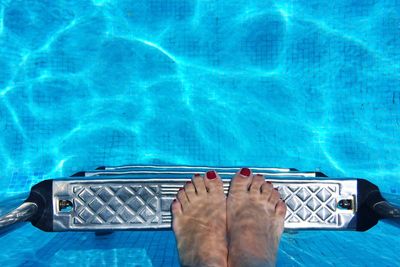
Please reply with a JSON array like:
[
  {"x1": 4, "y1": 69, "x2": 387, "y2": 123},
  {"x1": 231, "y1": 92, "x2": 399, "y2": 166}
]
[{"x1": 19, "y1": 230, "x2": 178, "y2": 266}]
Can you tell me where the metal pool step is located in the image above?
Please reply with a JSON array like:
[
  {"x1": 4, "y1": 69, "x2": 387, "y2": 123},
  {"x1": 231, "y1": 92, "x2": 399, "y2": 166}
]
[
  {"x1": 0, "y1": 165, "x2": 398, "y2": 233},
  {"x1": 51, "y1": 178, "x2": 354, "y2": 231}
]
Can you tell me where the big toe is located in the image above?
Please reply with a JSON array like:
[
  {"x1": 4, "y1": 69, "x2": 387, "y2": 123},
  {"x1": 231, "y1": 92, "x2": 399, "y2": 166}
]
[
  {"x1": 228, "y1": 168, "x2": 253, "y2": 195},
  {"x1": 204, "y1": 170, "x2": 225, "y2": 195},
  {"x1": 171, "y1": 199, "x2": 183, "y2": 221}
]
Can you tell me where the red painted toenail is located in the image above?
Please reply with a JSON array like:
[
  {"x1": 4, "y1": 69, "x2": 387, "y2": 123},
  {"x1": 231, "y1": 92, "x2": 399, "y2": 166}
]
[
  {"x1": 179, "y1": 188, "x2": 184, "y2": 191},
  {"x1": 194, "y1": 173, "x2": 201, "y2": 177},
  {"x1": 206, "y1": 171, "x2": 217, "y2": 179},
  {"x1": 240, "y1": 168, "x2": 251, "y2": 177},
  {"x1": 267, "y1": 181, "x2": 272, "y2": 184},
  {"x1": 173, "y1": 199, "x2": 177, "y2": 202}
]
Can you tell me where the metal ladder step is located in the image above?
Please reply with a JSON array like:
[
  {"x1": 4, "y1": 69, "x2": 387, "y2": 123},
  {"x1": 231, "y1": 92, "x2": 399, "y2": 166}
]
[
  {"x1": 51, "y1": 177, "x2": 355, "y2": 231},
  {"x1": 0, "y1": 165, "x2": 398, "y2": 233}
]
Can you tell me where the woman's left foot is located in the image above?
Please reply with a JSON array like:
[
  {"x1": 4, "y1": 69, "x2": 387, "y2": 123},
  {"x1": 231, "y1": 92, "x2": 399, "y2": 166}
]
[{"x1": 171, "y1": 171, "x2": 228, "y2": 267}]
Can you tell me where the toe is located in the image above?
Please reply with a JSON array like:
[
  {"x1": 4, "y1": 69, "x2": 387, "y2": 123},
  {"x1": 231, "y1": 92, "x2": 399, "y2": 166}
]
[
  {"x1": 275, "y1": 200, "x2": 287, "y2": 217},
  {"x1": 261, "y1": 181, "x2": 274, "y2": 198},
  {"x1": 171, "y1": 199, "x2": 183, "y2": 232},
  {"x1": 228, "y1": 168, "x2": 253, "y2": 195},
  {"x1": 192, "y1": 174, "x2": 207, "y2": 195},
  {"x1": 204, "y1": 170, "x2": 224, "y2": 194},
  {"x1": 177, "y1": 189, "x2": 189, "y2": 210},
  {"x1": 184, "y1": 181, "x2": 197, "y2": 200},
  {"x1": 249, "y1": 174, "x2": 265, "y2": 194},
  {"x1": 268, "y1": 189, "x2": 281, "y2": 207},
  {"x1": 171, "y1": 199, "x2": 183, "y2": 216}
]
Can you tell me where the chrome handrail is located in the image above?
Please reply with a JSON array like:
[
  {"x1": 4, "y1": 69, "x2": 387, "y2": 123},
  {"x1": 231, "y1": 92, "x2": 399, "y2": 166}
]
[{"x1": 0, "y1": 202, "x2": 38, "y2": 230}]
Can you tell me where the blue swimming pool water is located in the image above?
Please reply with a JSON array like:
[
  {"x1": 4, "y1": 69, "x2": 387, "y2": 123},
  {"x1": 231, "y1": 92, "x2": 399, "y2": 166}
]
[{"x1": 0, "y1": 0, "x2": 399, "y2": 266}]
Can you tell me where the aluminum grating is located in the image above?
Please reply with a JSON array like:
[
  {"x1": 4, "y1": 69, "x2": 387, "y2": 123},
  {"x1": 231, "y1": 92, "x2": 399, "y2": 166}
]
[
  {"x1": 280, "y1": 184, "x2": 339, "y2": 225},
  {"x1": 73, "y1": 184, "x2": 162, "y2": 226},
  {"x1": 50, "y1": 179, "x2": 356, "y2": 231}
]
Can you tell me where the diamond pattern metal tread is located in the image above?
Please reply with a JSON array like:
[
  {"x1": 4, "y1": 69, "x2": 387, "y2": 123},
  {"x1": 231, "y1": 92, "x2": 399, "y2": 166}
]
[
  {"x1": 1, "y1": 166, "x2": 392, "y2": 233},
  {"x1": 52, "y1": 179, "x2": 357, "y2": 231}
]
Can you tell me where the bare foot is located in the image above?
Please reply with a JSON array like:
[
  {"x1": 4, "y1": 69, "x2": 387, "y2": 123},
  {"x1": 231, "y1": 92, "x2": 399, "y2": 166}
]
[
  {"x1": 227, "y1": 168, "x2": 287, "y2": 267},
  {"x1": 171, "y1": 171, "x2": 228, "y2": 267}
]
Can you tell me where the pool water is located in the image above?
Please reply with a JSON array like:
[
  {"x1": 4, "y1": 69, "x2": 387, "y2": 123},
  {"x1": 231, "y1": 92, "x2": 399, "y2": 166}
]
[{"x1": 0, "y1": 0, "x2": 399, "y2": 266}]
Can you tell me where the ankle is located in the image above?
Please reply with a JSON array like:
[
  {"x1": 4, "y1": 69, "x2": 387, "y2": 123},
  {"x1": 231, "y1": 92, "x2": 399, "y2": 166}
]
[
  {"x1": 228, "y1": 245, "x2": 276, "y2": 267},
  {"x1": 228, "y1": 253, "x2": 275, "y2": 267}
]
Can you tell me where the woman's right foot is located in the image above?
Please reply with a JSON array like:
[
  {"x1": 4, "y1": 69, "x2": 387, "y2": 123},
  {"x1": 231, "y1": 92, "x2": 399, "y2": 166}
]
[{"x1": 227, "y1": 168, "x2": 287, "y2": 267}]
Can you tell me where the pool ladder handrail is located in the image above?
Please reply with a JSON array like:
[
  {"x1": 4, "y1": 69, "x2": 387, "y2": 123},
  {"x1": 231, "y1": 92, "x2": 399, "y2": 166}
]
[{"x1": 0, "y1": 202, "x2": 38, "y2": 230}]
